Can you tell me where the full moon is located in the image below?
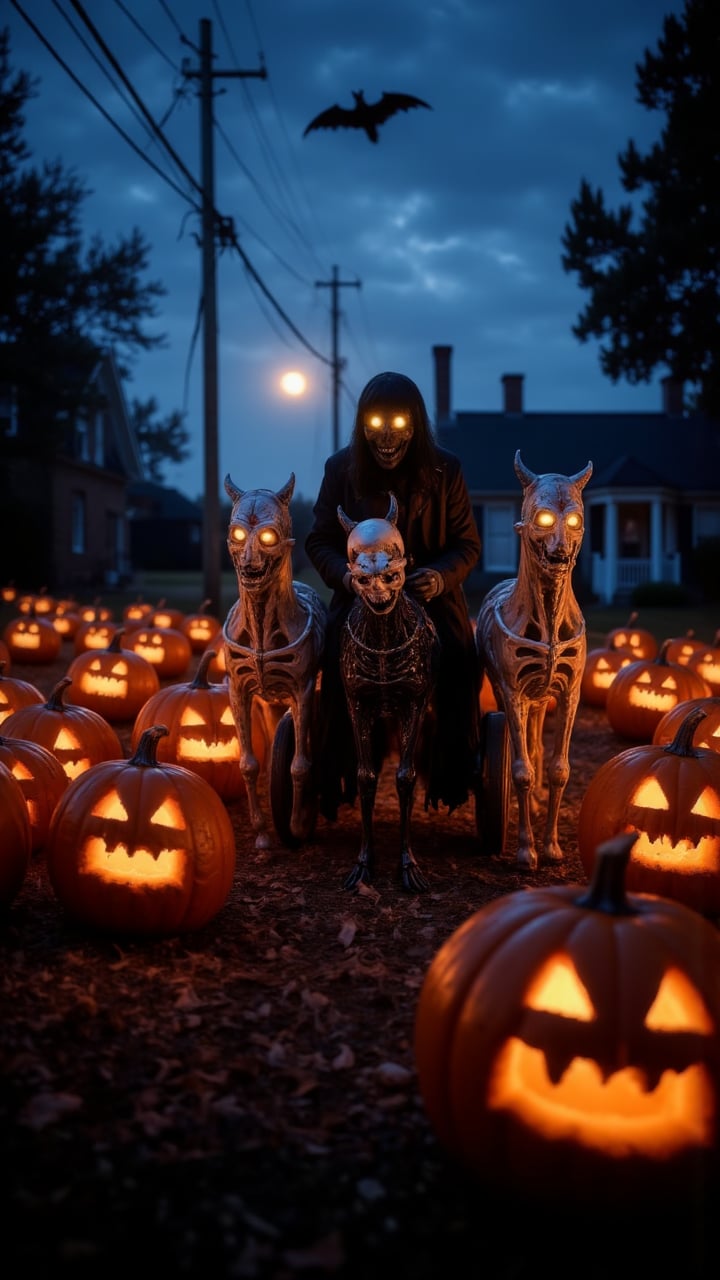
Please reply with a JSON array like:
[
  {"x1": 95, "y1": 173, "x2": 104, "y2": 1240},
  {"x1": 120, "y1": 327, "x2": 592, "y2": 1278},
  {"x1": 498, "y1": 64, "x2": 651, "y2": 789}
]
[{"x1": 280, "y1": 371, "x2": 307, "y2": 396}]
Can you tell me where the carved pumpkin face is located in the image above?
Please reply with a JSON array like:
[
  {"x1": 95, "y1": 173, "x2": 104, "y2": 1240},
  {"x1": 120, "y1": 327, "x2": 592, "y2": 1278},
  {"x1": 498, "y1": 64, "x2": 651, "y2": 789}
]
[
  {"x1": 45, "y1": 726, "x2": 236, "y2": 936},
  {"x1": 606, "y1": 641, "x2": 711, "y2": 740},
  {"x1": 0, "y1": 672, "x2": 44, "y2": 725},
  {"x1": 65, "y1": 640, "x2": 160, "y2": 721},
  {"x1": 74, "y1": 622, "x2": 118, "y2": 652},
  {"x1": 2, "y1": 678, "x2": 123, "y2": 781},
  {"x1": 580, "y1": 646, "x2": 632, "y2": 708},
  {"x1": 579, "y1": 706, "x2": 720, "y2": 915},
  {"x1": 3, "y1": 616, "x2": 61, "y2": 662},
  {"x1": 689, "y1": 645, "x2": 720, "y2": 696},
  {"x1": 605, "y1": 617, "x2": 658, "y2": 660},
  {"x1": 124, "y1": 627, "x2": 192, "y2": 679},
  {"x1": 415, "y1": 835, "x2": 720, "y2": 1204}
]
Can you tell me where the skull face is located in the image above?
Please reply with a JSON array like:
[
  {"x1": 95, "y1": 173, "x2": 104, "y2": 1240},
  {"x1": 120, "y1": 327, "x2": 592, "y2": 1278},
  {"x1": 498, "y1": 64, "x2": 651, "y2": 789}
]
[
  {"x1": 363, "y1": 409, "x2": 414, "y2": 469},
  {"x1": 347, "y1": 517, "x2": 406, "y2": 615},
  {"x1": 225, "y1": 476, "x2": 295, "y2": 591}
]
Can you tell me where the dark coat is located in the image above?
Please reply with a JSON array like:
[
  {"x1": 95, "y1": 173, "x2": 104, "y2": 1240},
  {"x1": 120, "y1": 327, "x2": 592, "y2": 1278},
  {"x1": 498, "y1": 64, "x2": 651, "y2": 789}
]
[{"x1": 305, "y1": 445, "x2": 482, "y2": 816}]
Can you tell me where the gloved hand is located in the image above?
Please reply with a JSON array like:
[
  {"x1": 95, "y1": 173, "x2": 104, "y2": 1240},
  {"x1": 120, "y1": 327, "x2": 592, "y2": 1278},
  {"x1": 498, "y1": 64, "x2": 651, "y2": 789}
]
[{"x1": 405, "y1": 568, "x2": 444, "y2": 602}]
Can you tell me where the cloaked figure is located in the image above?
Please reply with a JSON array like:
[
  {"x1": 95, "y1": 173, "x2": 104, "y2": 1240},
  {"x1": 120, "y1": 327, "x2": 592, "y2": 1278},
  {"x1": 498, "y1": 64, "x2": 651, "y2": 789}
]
[{"x1": 303, "y1": 90, "x2": 431, "y2": 143}]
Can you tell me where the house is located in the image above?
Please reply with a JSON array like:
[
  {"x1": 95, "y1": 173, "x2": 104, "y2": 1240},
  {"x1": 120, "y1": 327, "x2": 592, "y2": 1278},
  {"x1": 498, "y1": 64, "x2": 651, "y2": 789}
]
[
  {"x1": 0, "y1": 351, "x2": 143, "y2": 592},
  {"x1": 432, "y1": 345, "x2": 720, "y2": 604},
  {"x1": 127, "y1": 480, "x2": 203, "y2": 572}
]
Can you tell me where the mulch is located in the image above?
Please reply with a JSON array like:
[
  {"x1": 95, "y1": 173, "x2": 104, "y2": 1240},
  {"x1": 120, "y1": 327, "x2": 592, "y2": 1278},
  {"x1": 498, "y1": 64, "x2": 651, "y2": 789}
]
[{"x1": 1, "y1": 649, "x2": 717, "y2": 1279}]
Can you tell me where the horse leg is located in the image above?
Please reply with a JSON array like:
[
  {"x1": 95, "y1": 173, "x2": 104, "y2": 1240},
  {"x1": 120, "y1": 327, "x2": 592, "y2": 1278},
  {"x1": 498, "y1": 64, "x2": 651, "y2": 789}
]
[
  {"x1": 289, "y1": 682, "x2": 315, "y2": 841},
  {"x1": 541, "y1": 692, "x2": 578, "y2": 864},
  {"x1": 506, "y1": 702, "x2": 539, "y2": 870},
  {"x1": 527, "y1": 704, "x2": 546, "y2": 817},
  {"x1": 343, "y1": 706, "x2": 377, "y2": 891},
  {"x1": 395, "y1": 712, "x2": 428, "y2": 893},
  {"x1": 229, "y1": 684, "x2": 270, "y2": 849}
]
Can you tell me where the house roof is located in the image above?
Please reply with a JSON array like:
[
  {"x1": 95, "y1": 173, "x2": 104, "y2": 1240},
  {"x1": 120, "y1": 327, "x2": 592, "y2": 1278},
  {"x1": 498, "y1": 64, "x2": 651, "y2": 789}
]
[
  {"x1": 128, "y1": 480, "x2": 203, "y2": 520},
  {"x1": 437, "y1": 408, "x2": 720, "y2": 497}
]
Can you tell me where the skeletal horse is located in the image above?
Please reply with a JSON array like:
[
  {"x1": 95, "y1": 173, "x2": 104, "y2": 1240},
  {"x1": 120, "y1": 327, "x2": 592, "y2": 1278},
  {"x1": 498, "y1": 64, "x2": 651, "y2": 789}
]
[
  {"x1": 475, "y1": 450, "x2": 592, "y2": 870},
  {"x1": 222, "y1": 473, "x2": 327, "y2": 849},
  {"x1": 338, "y1": 495, "x2": 441, "y2": 892}
]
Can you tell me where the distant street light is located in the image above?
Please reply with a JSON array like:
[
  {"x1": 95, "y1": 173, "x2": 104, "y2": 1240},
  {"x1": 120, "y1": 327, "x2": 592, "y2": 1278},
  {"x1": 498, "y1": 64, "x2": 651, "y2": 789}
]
[{"x1": 280, "y1": 371, "x2": 307, "y2": 397}]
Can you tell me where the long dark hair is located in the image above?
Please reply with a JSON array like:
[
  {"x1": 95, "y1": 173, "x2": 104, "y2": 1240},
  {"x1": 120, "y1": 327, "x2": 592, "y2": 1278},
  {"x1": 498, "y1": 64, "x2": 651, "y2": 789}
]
[{"x1": 348, "y1": 371, "x2": 439, "y2": 494}]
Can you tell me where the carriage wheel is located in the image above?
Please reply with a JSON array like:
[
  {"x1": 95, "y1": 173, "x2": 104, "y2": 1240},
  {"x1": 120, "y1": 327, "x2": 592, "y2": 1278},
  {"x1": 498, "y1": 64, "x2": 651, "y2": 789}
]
[
  {"x1": 269, "y1": 709, "x2": 318, "y2": 847},
  {"x1": 475, "y1": 710, "x2": 511, "y2": 855}
]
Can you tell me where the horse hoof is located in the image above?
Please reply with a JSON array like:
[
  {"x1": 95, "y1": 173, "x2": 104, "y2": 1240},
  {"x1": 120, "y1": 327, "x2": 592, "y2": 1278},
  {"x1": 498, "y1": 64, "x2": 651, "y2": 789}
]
[
  {"x1": 516, "y1": 849, "x2": 538, "y2": 872},
  {"x1": 542, "y1": 848, "x2": 564, "y2": 865}
]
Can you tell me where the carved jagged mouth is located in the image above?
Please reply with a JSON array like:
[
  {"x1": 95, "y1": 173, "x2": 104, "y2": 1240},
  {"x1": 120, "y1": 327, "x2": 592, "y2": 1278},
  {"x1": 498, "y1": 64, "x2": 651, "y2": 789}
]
[{"x1": 238, "y1": 562, "x2": 275, "y2": 588}]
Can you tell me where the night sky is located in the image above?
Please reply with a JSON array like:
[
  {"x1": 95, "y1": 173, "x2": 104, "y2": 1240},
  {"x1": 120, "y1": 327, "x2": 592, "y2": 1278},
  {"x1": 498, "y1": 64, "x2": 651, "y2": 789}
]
[{"x1": 6, "y1": 0, "x2": 674, "y2": 501}]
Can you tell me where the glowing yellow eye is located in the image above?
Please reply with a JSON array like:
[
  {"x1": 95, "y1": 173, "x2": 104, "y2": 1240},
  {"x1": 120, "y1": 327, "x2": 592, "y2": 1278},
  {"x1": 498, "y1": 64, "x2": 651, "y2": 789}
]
[
  {"x1": 259, "y1": 528, "x2": 279, "y2": 547},
  {"x1": 230, "y1": 526, "x2": 247, "y2": 544},
  {"x1": 367, "y1": 415, "x2": 383, "y2": 430},
  {"x1": 566, "y1": 513, "x2": 582, "y2": 530},
  {"x1": 535, "y1": 510, "x2": 555, "y2": 529},
  {"x1": 391, "y1": 415, "x2": 408, "y2": 430}
]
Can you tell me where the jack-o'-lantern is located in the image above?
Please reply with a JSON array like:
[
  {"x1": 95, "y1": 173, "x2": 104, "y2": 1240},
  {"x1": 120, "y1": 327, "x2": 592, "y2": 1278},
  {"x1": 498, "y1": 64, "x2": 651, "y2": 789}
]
[
  {"x1": 2, "y1": 676, "x2": 123, "y2": 780},
  {"x1": 414, "y1": 832, "x2": 720, "y2": 1205},
  {"x1": 2, "y1": 610, "x2": 62, "y2": 664},
  {"x1": 130, "y1": 649, "x2": 268, "y2": 799},
  {"x1": 605, "y1": 611, "x2": 658, "y2": 660},
  {"x1": 665, "y1": 629, "x2": 707, "y2": 667},
  {"x1": 0, "y1": 663, "x2": 44, "y2": 726},
  {"x1": 0, "y1": 760, "x2": 32, "y2": 906},
  {"x1": 73, "y1": 619, "x2": 119, "y2": 654},
  {"x1": 181, "y1": 599, "x2": 222, "y2": 653},
  {"x1": 50, "y1": 604, "x2": 81, "y2": 641},
  {"x1": 123, "y1": 625, "x2": 192, "y2": 679},
  {"x1": 17, "y1": 588, "x2": 56, "y2": 616},
  {"x1": 580, "y1": 640, "x2": 633, "y2": 708},
  {"x1": 150, "y1": 599, "x2": 186, "y2": 632},
  {"x1": 0, "y1": 732, "x2": 68, "y2": 851},
  {"x1": 78, "y1": 599, "x2": 114, "y2": 624},
  {"x1": 606, "y1": 638, "x2": 711, "y2": 741},
  {"x1": 653, "y1": 696, "x2": 720, "y2": 753},
  {"x1": 65, "y1": 629, "x2": 160, "y2": 721},
  {"x1": 1, "y1": 581, "x2": 17, "y2": 604},
  {"x1": 578, "y1": 705, "x2": 720, "y2": 915},
  {"x1": 45, "y1": 724, "x2": 236, "y2": 936},
  {"x1": 122, "y1": 597, "x2": 153, "y2": 627},
  {"x1": 687, "y1": 630, "x2": 720, "y2": 696}
]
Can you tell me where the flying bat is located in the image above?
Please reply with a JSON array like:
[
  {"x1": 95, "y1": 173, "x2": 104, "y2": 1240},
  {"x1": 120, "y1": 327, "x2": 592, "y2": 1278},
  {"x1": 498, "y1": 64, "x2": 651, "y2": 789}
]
[{"x1": 302, "y1": 90, "x2": 432, "y2": 144}]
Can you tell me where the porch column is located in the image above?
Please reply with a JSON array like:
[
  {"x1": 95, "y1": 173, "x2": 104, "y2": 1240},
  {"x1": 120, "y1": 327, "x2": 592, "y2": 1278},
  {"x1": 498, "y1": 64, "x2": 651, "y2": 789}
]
[
  {"x1": 650, "y1": 499, "x2": 663, "y2": 581},
  {"x1": 604, "y1": 498, "x2": 618, "y2": 604}
]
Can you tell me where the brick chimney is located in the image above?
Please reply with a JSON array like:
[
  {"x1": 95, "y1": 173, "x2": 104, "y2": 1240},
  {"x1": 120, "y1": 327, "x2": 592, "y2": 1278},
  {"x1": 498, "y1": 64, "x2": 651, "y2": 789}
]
[
  {"x1": 502, "y1": 373, "x2": 524, "y2": 414},
  {"x1": 432, "y1": 345, "x2": 452, "y2": 423},
  {"x1": 661, "y1": 376, "x2": 684, "y2": 415}
]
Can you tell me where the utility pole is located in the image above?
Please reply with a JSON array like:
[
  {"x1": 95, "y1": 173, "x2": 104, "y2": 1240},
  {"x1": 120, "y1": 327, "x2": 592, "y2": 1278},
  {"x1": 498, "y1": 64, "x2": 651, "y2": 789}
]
[
  {"x1": 315, "y1": 265, "x2": 361, "y2": 452},
  {"x1": 183, "y1": 20, "x2": 266, "y2": 612}
]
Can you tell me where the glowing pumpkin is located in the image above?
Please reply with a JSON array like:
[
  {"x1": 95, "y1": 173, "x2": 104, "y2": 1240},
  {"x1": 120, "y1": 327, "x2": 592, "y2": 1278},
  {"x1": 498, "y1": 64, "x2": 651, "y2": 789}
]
[
  {"x1": 78, "y1": 600, "x2": 114, "y2": 624},
  {"x1": 0, "y1": 663, "x2": 44, "y2": 726},
  {"x1": 130, "y1": 649, "x2": 267, "y2": 800},
  {"x1": 0, "y1": 760, "x2": 32, "y2": 905},
  {"x1": 65, "y1": 629, "x2": 160, "y2": 721},
  {"x1": 45, "y1": 724, "x2": 237, "y2": 936},
  {"x1": 414, "y1": 832, "x2": 720, "y2": 1205},
  {"x1": 0, "y1": 732, "x2": 68, "y2": 851},
  {"x1": 123, "y1": 626, "x2": 192, "y2": 679},
  {"x1": 578, "y1": 705, "x2": 720, "y2": 915},
  {"x1": 181, "y1": 599, "x2": 222, "y2": 653},
  {"x1": 50, "y1": 605, "x2": 81, "y2": 641},
  {"x1": 1, "y1": 582, "x2": 17, "y2": 603},
  {"x1": 73, "y1": 619, "x2": 120, "y2": 654},
  {"x1": 2, "y1": 611, "x2": 62, "y2": 664},
  {"x1": 2, "y1": 676, "x2": 123, "y2": 781},
  {"x1": 580, "y1": 640, "x2": 632, "y2": 708},
  {"x1": 606, "y1": 638, "x2": 711, "y2": 741},
  {"x1": 664, "y1": 629, "x2": 707, "y2": 667},
  {"x1": 149, "y1": 599, "x2": 186, "y2": 632},
  {"x1": 122, "y1": 597, "x2": 153, "y2": 627},
  {"x1": 604, "y1": 611, "x2": 658, "y2": 660},
  {"x1": 687, "y1": 630, "x2": 720, "y2": 696}
]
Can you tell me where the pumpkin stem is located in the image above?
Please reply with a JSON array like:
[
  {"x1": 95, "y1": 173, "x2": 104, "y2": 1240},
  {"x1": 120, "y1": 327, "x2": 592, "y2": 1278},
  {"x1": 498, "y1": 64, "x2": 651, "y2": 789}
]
[
  {"x1": 130, "y1": 724, "x2": 169, "y2": 767},
  {"x1": 654, "y1": 637, "x2": 673, "y2": 666},
  {"x1": 663, "y1": 705, "x2": 708, "y2": 757},
  {"x1": 46, "y1": 676, "x2": 73, "y2": 709},
  {"x1": 199, "y1": 598, "x2": 212, "y2": 614},
  {"x1": 106, "y1": 628, "x2": 125, "y2": 652},
  {"x1": 191, "y1": 649, "x2": 215, "y2": 688},
  {"x1": 626, "y1": 611, "x2": 638, "y2": 627},
  {"x1": 575, "y1": 833, "x2": 638, "y2": 916}
]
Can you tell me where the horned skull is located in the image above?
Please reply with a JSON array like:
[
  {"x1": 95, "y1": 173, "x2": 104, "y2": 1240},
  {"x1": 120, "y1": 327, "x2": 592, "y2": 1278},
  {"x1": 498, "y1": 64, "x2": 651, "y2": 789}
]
[
  {"x1": 224, "y1": 473, "x2": 296, "y2": 590},
  {"x1": 338, "y1": 494, "x2": 406, "y2": 615},
  {"x1": 514, "y1": 452, "x2": 592, "y2": 575}
]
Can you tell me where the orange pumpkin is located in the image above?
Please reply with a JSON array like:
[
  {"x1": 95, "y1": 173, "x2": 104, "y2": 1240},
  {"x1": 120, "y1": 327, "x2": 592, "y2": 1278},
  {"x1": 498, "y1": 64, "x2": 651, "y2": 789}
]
[
  {"x1": 414, "y1": 832, "x2": 720, "y2": 1205},
  {"x1": 45, "y1": 724, "x2": 237, "y2": 936},
  {"x1": 3, "y1": 610, "x2": 62, "y2": 664},
  {"x1": 604, "y1": 611, "x2": 658, "y2": 660},
  {"x1": 123, "y1": 626, "x2": 192, "y2": 679},
  {"x1": 687, "y1": 630, "x2": 720, "y2": 696},
  {"x1": 0, "y1": 732, "x2": 69, "y2": 851},
  {"x1": 130, "y1": 649, "x2": 267, "y2": 799},
  {"x1": 2, "y1": 676, "x2": 124, "y2": 781},
  {"x1": 578, "y1": 705, "x2": 720, "y2": 915},
  {"x1": 181, "y1": 599, "x2": 222, "y2": 653},
  {"x1": 73, "y1": 619, "x2": 120, "y2": 654},
  {"x1": 0, "y1": 663, "x2": 44, "y2": 726},
  {"x1": 122, "y1": 597, "x2": 154, "y2": 627},
  {"x1": 606, "y1": 638, "x2": 711, "y2": 741},
  {"x1": 78, "y1": 599, "x2": 114, "y2": 624},
  {"x1": 149, "y1": 599, "x2": 186, "y2": 631},
  {"x1": 653, "y1": 696, "x2": 720, "y2": 753},
  {"x1": 0, "y1": 759, "x2": 32, "y2": 905},
  {"x1": 65, "y1": 629, "x2": 160, "y2": 721},
  {"x1": 664, "y1": 629, "x2": 708, "y2": 667},
  {"x1": 50, "y1": 604, "x2": 82, "y2": 641},
  {"x1": 580, "y1": 640, "x2": 633, "y2": 708}
]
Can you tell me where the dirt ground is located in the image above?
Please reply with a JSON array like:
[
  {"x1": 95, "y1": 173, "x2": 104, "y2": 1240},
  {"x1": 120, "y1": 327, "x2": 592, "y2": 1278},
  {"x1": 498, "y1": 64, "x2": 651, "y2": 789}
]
[{"x1": 1, "y1": 648, "x2": 717, "y2": 1279}]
